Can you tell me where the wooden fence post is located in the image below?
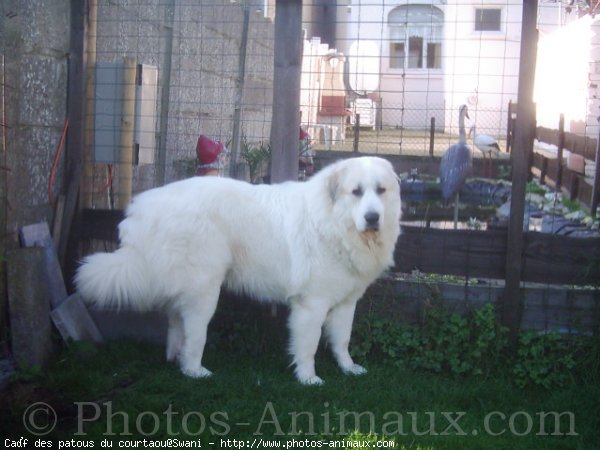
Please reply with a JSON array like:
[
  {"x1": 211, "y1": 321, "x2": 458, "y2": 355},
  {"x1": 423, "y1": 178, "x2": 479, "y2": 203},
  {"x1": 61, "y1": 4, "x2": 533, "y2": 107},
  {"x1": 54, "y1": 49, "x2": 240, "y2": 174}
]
[
  {"x1": 155, "y1": 0, "x2": 175, "y2": 187},
  {"x1": 230, "y1": 4, "x2": 250, "y2": 180},
  {"x1": 506, "y1": 100, "x2": 515, "y2": 154},
  {"x1": 81, "y1": 0, "x2": 97, "y2": 209},
  {"x1": 116, "y1": 57, "x2": 136, "y2": 209},
  {"x1": 59, "y1": 0, "x2": 87, "y2": 267},
  {"x1": 429, "y1": 117, "x2": 435, "y2": 157},
  {"x1": 592, "y1": 127, "x2": 600, "y2": 218},
  {"x1": 353, "y1": 113, "x2": 360, "y2": 153},
  {"x1": 270, "y1": 0, "x2": 303, "y2": 184},
  {"x1": 556, "y1": 113, "x2": 565, "y2": 191},
  {"x1": 502, "y1": 0, "x2": 538, "y2": 344}
]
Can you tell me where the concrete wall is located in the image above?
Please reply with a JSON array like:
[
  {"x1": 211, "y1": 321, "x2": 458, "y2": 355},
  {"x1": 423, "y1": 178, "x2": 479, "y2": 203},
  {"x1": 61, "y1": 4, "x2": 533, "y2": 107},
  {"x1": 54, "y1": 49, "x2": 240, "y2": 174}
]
[
  {"x1": 0, "y1": 0, "x2": 70, "y2": 241},
  {"x1": 0, "y1": 0, "x2": 275, "y2": 229},
  {"x1": 90, "y1": 0, "x2": 275, "y2": 200}
]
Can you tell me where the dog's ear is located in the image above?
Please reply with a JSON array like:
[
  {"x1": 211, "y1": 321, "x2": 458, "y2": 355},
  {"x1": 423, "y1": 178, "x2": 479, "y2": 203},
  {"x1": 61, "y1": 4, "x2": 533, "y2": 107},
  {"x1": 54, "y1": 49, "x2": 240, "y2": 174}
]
[{"x1": 327, "y1": 167, "x2": 342, "y2": 203}]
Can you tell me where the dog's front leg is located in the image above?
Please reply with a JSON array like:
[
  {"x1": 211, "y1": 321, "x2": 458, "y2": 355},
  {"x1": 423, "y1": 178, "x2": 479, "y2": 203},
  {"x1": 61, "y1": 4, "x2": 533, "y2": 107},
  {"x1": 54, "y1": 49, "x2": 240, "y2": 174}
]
[
  {"x1": 324, "y1": 297, "x2": 367, "y2": 376},
  {"x1": 288, "y1": 301, "x2": 329, "y2": 385}
]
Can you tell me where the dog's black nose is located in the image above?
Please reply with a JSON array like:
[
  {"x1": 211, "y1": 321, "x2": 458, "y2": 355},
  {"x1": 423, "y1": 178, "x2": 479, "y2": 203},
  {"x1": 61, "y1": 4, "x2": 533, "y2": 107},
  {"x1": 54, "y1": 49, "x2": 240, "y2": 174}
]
[{"x1": 364, "y1": 212, "x2": 380, "y2": 229}]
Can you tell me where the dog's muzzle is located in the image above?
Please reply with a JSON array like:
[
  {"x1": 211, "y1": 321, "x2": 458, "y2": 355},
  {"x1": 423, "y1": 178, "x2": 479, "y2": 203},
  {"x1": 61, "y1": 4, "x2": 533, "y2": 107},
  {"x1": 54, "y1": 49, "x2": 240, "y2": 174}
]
[{"x1": 364, "y1": 211, "x2": 380, "y2": 231}]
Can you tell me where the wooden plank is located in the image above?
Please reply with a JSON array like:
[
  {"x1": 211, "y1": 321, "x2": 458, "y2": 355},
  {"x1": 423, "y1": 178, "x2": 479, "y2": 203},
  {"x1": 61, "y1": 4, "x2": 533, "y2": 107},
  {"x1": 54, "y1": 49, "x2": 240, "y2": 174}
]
[
  {"x1": 522, "y1": 232, "x2": 600, "y2": 285},
  {"x1": 536, "y1": 126, "x2": 597, "y2": 160},
  {"x1": 116, "y1": 56, "x2": 136, "y2": 208},
  {"x1": 394, "y1": 226, "x2": 600, "y2": 285},
  {"x1": 394, "y1": 226, "x2": 507, "y2": 280}
]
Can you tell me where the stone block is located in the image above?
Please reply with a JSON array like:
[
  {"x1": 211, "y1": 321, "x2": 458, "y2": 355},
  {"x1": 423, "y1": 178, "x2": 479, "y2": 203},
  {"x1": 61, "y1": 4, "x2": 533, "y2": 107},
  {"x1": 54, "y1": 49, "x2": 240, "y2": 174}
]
[{"x1": 7, "y1": 248, "x2": 54, "y2": 369}]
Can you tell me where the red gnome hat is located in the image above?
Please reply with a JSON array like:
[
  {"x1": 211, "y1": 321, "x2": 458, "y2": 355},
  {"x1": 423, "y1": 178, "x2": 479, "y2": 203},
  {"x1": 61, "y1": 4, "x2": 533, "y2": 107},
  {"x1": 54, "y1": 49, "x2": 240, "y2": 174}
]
[
  {"x1": 196, "y1": 135, "x2": 224, "y2": 176},
  {"x1": 196, "y1": 135, "x2": 224, "y2": 165}
]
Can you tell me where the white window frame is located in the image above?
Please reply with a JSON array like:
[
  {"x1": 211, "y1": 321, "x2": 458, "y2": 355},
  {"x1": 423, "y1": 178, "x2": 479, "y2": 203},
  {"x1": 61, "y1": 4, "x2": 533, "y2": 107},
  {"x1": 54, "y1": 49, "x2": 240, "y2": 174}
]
[{"x1": 388, "y1": 5, "x2": 444, "y2": 72}]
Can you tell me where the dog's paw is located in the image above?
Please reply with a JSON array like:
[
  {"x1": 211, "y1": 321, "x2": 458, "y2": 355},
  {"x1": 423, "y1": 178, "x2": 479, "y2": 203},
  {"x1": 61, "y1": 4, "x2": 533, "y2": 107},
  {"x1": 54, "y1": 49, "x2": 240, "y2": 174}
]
[
  {"x1": 298, "y1": 375, "x2": 325, "y2": 386},
  {"x1": 181, "y1": 365, "x2": 213, "y2": 379},
  {"x1": 343, "y1": 363, "x2": 367, "y2": 376}
]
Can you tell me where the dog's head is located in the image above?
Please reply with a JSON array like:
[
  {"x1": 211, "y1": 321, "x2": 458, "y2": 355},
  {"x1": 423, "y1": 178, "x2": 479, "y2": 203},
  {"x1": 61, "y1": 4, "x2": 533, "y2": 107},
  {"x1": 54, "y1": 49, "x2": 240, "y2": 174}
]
[{"x1": 326, "y1": 157, "x2": 401, "y2": 236}]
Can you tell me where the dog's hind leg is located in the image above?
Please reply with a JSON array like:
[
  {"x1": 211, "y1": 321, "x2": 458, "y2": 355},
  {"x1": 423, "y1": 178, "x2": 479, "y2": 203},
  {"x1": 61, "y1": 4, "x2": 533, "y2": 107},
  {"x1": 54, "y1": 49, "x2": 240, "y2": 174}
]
[
  {"x1": 288, "y1": 302, "x2": 329, "y2": 385},
  {"x1": 324, "y1": 297, "x2": 367, "y2": 376},
  {"x1": 166, "y1": 310, "x2": 184, "y2": 362},
  {"x1": 177, "y1": 286, "x2": 220, "y2": 378}
]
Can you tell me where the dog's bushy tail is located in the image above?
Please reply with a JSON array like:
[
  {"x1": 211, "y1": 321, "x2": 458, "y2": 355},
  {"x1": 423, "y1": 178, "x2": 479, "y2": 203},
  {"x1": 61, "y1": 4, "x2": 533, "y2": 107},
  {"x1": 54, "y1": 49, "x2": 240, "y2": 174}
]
[{"x1": 75, "y1": 248, "x2": 154, "y2": 310}]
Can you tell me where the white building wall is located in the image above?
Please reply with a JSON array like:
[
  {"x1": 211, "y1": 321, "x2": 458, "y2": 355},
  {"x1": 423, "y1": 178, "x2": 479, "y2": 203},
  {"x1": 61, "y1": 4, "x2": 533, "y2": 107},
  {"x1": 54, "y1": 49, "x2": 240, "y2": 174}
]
[
  {"x1": 342, "y1": 0, "x2": 446, "y2": 129},
  {"x1": 330, "y1": 0, "x2": 598, "y2": 139},
  {"x1": 443, "y1": 0, "x2": 522, "y2": 138}
]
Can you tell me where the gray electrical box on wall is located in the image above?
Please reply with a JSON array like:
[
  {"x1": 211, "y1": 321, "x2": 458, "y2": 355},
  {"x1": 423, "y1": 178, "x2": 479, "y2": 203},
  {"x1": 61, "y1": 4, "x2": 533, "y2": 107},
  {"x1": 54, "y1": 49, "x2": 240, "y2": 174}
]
[{"x1": 94, "y1": 61, "x2": 158, "y2": 165}]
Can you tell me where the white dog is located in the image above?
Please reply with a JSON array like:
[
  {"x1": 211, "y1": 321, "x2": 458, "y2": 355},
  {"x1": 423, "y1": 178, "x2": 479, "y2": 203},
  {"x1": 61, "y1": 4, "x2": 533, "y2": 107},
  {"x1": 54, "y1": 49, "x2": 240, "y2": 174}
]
[{"x1": 75, "y1": 157, "x2": 401, "y2": 385}]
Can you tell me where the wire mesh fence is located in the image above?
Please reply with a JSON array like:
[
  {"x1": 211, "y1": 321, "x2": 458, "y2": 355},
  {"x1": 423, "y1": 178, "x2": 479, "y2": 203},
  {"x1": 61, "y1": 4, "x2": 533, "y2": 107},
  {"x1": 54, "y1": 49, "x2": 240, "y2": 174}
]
[
  {"x1": 74, "y1": 0, "x2": 599, "y2": 332},
  {"x1": 83, "y1": 0, "x2": 538, "y2": 210},
  {"x1": 84, "y1": 0, "x2": 275, "y2": 208}
]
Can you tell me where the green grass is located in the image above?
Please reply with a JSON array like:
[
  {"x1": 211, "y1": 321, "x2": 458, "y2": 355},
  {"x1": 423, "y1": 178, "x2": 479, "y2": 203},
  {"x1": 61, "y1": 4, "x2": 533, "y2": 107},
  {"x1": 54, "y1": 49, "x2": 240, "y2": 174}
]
[
  {"x1": 1, "y1": 337, "x2": 598, "y2": 449},
  {"x1": 312, "y1": 127, "x2": 510, "y2": 159}
]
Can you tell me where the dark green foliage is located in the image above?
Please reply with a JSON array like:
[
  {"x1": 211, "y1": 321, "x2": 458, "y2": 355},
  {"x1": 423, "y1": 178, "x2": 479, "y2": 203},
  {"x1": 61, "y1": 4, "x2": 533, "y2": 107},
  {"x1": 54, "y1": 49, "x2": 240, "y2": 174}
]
[
  {"x1": 512, "y1": 331, "x2": 591, "y2": 389},
  {"x1": 352, "y1": 300, "x2": 599, "y2": 390},
  {"x1": 352, "y1": 302, "x2": 508, "y2": 378}
]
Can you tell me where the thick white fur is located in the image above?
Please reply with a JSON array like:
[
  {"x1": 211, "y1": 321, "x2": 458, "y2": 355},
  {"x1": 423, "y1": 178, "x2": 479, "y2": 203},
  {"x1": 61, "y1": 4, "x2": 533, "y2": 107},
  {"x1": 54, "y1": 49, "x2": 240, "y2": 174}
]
[{"x1": 75, "y1": 157, "x2": 401, "y2": 384}]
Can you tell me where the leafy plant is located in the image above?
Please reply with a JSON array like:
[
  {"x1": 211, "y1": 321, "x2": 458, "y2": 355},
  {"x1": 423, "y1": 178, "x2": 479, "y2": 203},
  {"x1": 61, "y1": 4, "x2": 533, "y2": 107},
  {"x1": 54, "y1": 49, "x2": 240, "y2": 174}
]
[
  {"x1": 526, "y1": 180, "x2": 547, "y2": 195},
  {"x1": 512, "y1": 331, "x2": 579, "y2": 389},
  {"x1": 352, "y1": 297, "x2": 600, "y2": 390},
  {"x1": 241, "y1": 136, "x2": 271, "y2": 183},
  {"x1": 352, "y1": 301, "x2": 508, "y2": 378},
  {"x1": 561, "y1": 197, "x2": 581, "y2": 213}
]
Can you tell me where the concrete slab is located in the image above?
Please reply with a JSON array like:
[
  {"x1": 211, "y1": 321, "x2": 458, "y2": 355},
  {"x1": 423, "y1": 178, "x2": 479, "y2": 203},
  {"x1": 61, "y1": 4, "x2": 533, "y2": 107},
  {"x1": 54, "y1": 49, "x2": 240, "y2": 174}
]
[
  {"x1": 7, "y1": 248, "x2": 54, "y2": 369},
  {"x1": 19, "y1": 221, "x2": 67, "y2": 308},
  {"x1": 50, "y1": 294, "x2": 103, "y2": 344}
]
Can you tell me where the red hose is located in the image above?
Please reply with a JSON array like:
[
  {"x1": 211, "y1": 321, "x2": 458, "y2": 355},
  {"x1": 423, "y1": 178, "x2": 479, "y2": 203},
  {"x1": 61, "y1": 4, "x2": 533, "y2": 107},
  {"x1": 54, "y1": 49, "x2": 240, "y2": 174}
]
[{"x1": 48, "y1": 118, "x2": 69, "y2": 207}]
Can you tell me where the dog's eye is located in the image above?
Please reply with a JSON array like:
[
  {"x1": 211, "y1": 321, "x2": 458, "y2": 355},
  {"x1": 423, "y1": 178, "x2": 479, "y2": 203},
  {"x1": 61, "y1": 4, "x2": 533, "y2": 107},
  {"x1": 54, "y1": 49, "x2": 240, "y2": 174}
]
[
  {"x1": 376, "y1": 186, "x2": 386, "y2": 195},
  {"x1": 352, "y1": 187, "x2": 363, "y2": 197}
]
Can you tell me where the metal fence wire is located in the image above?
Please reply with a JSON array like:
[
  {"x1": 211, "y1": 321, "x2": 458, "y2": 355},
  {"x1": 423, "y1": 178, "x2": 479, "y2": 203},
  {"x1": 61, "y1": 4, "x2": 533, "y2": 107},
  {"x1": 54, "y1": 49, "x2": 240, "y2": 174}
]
[
  {"x1": 83, "y1": 1, "x2": 588, "y2": 201},
  {"x1": 77, "y1": 0, "x2": 599, "y2": 333},
  {"x1": 84, "y1": 0, "x2": 275, "y2": 208}
]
